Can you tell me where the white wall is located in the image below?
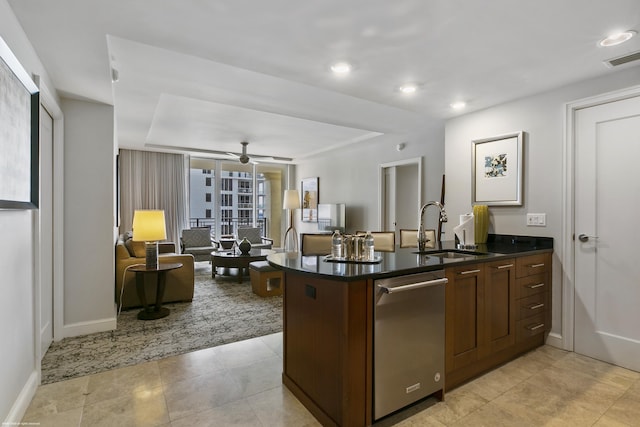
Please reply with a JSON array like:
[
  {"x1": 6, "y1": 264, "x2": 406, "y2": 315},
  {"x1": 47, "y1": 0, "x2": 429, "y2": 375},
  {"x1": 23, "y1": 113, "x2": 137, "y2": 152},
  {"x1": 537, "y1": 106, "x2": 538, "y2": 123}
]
[
  {"x1": 61, "y1": 99, "x2": 116, "y2": 333},
  {"x1": 444, "y1": 66, "x2": 640, "y2": 341},
  {"x1": 295, "y1": 124, "x2": 445, "y2": 236},
  {"x1": 1, "y1": 0, "x2": 61, "y2": 422}
]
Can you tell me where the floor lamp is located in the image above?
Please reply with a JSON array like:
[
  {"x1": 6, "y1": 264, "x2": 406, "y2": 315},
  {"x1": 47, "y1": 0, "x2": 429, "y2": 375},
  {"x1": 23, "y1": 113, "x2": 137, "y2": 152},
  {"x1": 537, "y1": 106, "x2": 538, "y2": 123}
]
[{"x1": 283, "y1": 190, "x2": 300, "y2": 252}]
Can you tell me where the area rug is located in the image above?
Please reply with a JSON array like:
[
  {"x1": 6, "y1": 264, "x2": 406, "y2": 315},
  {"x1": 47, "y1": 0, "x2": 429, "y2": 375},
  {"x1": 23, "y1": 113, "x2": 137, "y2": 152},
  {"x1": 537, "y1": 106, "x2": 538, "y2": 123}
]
[{"x1": 40, "y1": 263, "x2": 282, "y2": 384}]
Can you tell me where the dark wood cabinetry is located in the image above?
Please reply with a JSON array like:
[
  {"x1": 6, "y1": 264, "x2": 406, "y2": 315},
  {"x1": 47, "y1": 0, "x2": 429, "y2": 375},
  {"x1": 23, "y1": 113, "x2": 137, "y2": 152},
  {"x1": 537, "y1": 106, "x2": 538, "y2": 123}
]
[
  {"x1": 515, "y1": 253, "x2": 552, "y2": 342},
  {"x1": 282, "y1": 271, "x2": 370, "y2": 427},
  {"x1": 445, "y1": 263, "x2": 485, "y2": 373},
  {"x1": 445, "y1": 254, "x2": 550, "y2": 389},
  {"x1": 482, "y1": 258, "x2": 516, "y2": 356}
]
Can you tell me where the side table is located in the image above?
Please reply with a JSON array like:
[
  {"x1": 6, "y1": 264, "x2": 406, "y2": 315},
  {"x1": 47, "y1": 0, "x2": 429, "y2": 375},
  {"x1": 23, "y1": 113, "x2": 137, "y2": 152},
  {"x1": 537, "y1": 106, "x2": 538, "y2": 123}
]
[{"x1": 128, "y1": 263, "x2": 183, "y2": 320}]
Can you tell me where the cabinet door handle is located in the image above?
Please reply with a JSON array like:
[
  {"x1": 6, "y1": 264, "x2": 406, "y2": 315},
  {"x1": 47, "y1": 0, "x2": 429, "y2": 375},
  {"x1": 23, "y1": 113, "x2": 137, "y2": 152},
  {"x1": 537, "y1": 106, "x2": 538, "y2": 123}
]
[
  {"x1": 529, "y1": 263, "x2": 545, "y2": 268},
  {"x1": 527, "y1": 303, "x2": 545, "y2": 310},
  {"x1": 526, "y1": 323, "x2": 545, "y2": 331},
  {"x1": 526, "y1": 283, "x2": 545, "y2": 289},
  {"x1": 458, "y1": 269, "x2": 481, "y2": 275},
  {"x1": 494, "y1": 264, "x2": 514, "y2": 269}
]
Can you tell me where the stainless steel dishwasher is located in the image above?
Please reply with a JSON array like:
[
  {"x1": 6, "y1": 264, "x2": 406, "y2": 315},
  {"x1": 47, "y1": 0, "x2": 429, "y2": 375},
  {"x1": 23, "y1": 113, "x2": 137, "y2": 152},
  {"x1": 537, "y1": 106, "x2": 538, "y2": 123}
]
[{"x1": 374, "y1": 270, "x2": 447, "y2": 420}]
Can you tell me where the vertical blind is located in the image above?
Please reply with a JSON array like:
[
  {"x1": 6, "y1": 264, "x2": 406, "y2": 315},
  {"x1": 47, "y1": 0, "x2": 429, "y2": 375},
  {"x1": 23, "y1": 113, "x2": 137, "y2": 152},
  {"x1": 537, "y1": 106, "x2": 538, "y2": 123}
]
[{"x1": 119, "y1": 149, "x2": 189, "y2": 246}]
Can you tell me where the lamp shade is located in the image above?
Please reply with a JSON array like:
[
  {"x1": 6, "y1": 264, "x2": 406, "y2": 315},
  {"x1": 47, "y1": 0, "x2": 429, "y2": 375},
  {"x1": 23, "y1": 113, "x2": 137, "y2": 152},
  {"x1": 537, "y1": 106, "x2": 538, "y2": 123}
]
[
  {"x1": 132, "y1": 210, "x2": 167, "y2": 242},
  {"x1": 283, "y1": 189, "x2": 300, "y2": 210}
]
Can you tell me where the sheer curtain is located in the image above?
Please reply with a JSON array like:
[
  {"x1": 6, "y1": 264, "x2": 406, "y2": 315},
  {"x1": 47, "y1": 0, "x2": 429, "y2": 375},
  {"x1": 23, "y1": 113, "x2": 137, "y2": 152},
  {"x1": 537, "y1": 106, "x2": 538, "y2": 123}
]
[{"x1": 119, "y1": 149, "x2": 189, "y2": 246}]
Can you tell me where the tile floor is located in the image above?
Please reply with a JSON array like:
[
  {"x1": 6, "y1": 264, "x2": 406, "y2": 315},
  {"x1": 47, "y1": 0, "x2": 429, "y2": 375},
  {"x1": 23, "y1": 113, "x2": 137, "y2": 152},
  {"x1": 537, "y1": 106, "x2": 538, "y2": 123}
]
[{"x1": 22, "y1": 333, "x2": 640, "y2": 426}]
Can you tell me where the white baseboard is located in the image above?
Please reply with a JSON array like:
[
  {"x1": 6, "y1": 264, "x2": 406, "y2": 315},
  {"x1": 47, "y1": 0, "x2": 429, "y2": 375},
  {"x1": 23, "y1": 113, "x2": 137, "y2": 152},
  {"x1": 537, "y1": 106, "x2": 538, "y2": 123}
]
[
  {"x1": 545, "y1": 332, "x2": 567, "y2": 350},
  {"x1": 62, "y1": 316, "x2": 117, "y2": 339},
  {"x1": 4, "y1": 370, "x2": 39, "y2": 425}
]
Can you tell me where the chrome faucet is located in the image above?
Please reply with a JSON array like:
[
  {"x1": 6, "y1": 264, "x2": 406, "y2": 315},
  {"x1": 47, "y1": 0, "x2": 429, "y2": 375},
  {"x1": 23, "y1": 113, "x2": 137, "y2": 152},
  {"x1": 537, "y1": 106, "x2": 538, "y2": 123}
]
[{"x1": 417, "y1": 201, "x2": 448, "y2": 251}]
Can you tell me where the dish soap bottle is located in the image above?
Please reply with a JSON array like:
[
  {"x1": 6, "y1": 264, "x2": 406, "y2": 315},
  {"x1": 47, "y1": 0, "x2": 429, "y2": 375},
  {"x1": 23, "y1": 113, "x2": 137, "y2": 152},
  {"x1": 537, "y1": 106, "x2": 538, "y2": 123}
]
[
  {"x1": 331, "y1": 230, "x2": 343, "y2": 259},
  {"x1": 364, "y1": 231, "x2": 375, "y2": 261}
]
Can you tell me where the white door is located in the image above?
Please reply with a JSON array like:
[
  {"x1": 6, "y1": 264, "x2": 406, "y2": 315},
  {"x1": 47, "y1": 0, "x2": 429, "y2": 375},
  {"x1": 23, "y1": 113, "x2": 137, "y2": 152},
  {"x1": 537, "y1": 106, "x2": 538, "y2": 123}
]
[
  {"x1": 380, "y1": 159, "x2": 421, "y2": 242},
  {"x1": 40, "y1": 105, "x2": 54, "y2": 357},
  {"x1": 574, "y1": 94, "x2": 640, "y2": 371}
]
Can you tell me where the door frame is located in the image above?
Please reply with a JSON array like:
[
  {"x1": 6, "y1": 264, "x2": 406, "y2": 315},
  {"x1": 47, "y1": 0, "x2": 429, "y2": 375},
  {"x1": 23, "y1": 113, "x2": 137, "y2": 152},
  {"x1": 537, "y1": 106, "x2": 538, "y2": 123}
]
[
  {"x1": 378, "y1": 157, "x2": 422, "y2": 231},
  {"x1": 33, "y1": 76, "x2": 64, "y2": 356},
  {"x1": 562, "y1": 84, "x2": 640, "y2": 351}
]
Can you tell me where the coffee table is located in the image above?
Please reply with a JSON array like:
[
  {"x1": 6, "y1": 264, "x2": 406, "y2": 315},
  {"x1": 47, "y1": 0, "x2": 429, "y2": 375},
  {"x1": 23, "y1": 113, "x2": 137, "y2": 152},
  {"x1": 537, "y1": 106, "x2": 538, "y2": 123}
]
[{"x1": 211, "y1": 249, "x2": 275, "y2": 283}]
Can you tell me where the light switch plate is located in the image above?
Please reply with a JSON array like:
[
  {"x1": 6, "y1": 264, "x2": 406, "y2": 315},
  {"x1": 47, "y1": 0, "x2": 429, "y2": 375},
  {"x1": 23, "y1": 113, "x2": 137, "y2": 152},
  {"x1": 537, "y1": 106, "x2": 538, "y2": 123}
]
[{"x1": 526, "y1": 213, "x2": 546, "y2": 226}]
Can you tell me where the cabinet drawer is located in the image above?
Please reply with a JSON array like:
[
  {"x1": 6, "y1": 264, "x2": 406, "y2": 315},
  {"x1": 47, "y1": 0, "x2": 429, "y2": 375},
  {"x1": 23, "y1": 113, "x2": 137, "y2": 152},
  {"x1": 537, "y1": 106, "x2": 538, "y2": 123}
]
[
  {"x1": 517, "y1": 293, "x2": 547, "y2": 320},
  {"x1": 516, "y1": 254, "x2": 548, "y2": 278},
  {"x1": 516, "y1": 313, "x2": 546, "y2": 342},
  {"x1": 516, "y1": 273, "x2": 548, "y2": 298}
]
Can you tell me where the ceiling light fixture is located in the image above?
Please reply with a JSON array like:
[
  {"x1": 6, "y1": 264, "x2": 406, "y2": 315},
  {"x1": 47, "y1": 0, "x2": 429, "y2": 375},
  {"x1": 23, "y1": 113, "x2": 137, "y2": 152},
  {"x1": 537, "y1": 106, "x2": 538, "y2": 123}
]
[
  {"x1": 450, "y1": 101, "x2": 466, "y2": 110},
  {"x1": 399, "y1": 84, "x2": 418, "y2": 94},
  {"x1": 330, "y1": 62, "x2": 352, "y2": 74},
  {"x1": 599, "y1": 30, "x2": 636, "y2": 47}
]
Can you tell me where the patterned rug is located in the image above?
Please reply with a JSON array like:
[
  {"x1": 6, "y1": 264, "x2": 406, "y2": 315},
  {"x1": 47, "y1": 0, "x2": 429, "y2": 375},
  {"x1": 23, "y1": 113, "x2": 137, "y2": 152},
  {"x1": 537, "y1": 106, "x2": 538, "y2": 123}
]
[{"x1": 40, "y1": 262, "x2": 283, "y2": 384}]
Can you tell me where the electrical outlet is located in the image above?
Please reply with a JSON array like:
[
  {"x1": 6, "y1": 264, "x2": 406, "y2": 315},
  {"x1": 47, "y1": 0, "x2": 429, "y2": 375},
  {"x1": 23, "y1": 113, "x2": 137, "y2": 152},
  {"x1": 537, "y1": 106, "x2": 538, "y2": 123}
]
[{"x1": 526, "y1": 213, "x2": 546, "y2": 226}]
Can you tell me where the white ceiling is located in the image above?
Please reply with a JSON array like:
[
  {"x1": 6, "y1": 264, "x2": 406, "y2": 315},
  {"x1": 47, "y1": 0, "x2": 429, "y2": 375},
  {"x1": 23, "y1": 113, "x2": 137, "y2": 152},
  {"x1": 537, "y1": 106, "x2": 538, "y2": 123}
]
[{"x1": 8, "y1": 0, "x2": 640, "y2": 162}]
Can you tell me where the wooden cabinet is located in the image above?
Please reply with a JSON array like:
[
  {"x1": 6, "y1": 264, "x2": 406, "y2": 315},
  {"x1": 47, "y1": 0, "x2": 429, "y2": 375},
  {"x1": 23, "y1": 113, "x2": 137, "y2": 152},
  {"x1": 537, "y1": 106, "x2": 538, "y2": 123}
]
[
  {"x1": 515, "y1": 253, "x2": 552, "y2": 344},
  {"x1": 282, "y1": 271, "x2": 370, "y2": 427},
  {"x1": 445, "y1": 253, "x2": 551, "y2": 389},
  {"x1": 445, "y1": 263, "x2": 485, "y2": 374},
  {"x1": 482, "y1": 258, "x2": 516, "y2": 356}
]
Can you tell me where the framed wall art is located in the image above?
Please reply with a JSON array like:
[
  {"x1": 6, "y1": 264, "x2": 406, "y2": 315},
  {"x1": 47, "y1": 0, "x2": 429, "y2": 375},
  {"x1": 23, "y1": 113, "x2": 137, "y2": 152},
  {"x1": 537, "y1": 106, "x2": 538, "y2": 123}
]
[
  {"x1": 472, "y1": 131, "x2": 523, "y2": 206},
  {"x1": 0, "y1": 36, "x2": 40, "y2": 209},
  {"x1": 301, "y1": 177, "x2": 318, "y2": 222}
]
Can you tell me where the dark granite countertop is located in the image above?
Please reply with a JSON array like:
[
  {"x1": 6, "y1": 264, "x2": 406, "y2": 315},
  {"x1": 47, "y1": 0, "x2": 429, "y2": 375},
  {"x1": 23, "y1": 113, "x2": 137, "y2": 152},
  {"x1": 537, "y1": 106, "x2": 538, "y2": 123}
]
[{"x1": 267, "y1": 234, "x2": 553, "y2": 281}]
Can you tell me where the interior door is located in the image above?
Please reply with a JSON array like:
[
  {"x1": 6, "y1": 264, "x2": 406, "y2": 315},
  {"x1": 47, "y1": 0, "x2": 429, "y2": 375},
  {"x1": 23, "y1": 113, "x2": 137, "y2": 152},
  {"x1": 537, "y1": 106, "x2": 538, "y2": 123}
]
[
  {"x1": 381, "y1": 160, "x2": 420, "y2": 241},
  {"x1": 574, "y1": 94, "x2": 640, "y2": 371},
  {"x1": 39, "y1": 104, "x2": 54, "y2": 357}
]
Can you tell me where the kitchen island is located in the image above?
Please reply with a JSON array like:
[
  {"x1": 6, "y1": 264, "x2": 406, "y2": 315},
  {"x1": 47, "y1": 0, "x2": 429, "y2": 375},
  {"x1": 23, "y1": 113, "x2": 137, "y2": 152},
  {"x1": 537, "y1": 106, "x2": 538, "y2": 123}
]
[{"x1": 268, "y1": 235, "x2": 553, "y2": 427}]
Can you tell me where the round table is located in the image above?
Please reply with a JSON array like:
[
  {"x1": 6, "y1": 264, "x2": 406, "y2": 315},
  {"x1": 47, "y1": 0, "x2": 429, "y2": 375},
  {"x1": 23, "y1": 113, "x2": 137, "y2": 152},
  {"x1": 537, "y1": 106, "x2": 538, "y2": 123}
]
[
  {"x1": 128, "y1": 262, "x2": 183, "y2": 320},
  {"x1": 211, "y1": 249, "x2": 275, "y2": 283}
]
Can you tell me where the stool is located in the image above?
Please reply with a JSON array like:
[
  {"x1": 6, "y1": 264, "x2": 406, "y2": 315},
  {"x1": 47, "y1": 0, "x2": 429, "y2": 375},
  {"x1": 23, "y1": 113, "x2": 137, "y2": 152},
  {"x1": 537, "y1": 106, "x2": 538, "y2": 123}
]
[{"x1": 249, "y1": 261, "x2": 283, "y2": 297}]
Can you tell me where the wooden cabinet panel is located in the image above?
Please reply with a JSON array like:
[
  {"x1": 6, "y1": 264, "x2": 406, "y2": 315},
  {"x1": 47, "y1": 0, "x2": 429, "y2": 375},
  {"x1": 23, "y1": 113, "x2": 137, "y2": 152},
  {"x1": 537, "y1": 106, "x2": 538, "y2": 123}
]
[
  {"x1": 516, "y1": 312, "x2": 546, "y2": 341},
  {"x1": 483, "y1": 259, "x2": 516, "y2": 356},
  {"x1": 516, "y1": 273, "x2": 548, "y2": 298},
  {"x1": 517, "y1": 293, "x2": 547, "y2": 320},
  {"x1": 516, "y1": 253, "x2": 548, "y2": 278},
  {"x1": 283, "y1": 271, "x2": 368, "y2": 427},
  {"x1": 445, "y1": 264, "x2": 484, "y2": 373}
]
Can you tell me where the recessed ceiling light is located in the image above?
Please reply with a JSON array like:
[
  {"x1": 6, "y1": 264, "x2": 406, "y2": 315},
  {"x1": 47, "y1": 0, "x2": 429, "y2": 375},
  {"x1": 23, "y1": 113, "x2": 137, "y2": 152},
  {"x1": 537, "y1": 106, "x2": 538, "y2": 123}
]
[
  {"x1": 599, "y1": 30, "x2": 636, "y2": 47},
  {"x1": 450, "y1": 101, "x2": 466, "y2": 110},
  {"x1": 399, "y1": 84, "x2": 418, "y2": 94},
  {"x1": 330, "y1": 62, "x2": 352, "y2": 74}
]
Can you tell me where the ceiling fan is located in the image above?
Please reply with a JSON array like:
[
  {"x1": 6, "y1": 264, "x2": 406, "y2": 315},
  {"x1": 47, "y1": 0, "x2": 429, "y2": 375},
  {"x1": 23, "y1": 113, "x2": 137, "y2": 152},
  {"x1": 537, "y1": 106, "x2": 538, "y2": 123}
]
[
  {"x1": 226, "y1": 141, "x2": 292, "y2": 164},
  {"x1": 144, "y1": 141, "x2": 293, "y2": 163}
]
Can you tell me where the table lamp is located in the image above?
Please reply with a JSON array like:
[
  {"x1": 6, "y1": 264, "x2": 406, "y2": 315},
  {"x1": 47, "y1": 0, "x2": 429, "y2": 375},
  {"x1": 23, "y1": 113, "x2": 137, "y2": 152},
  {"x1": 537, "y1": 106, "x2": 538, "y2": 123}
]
[
  {"x1": 283, "y1": 190, "x2": 300, "y2": 252},
  {"x1": 132, "y1": 209, "x2": 167, "y2": 269}
]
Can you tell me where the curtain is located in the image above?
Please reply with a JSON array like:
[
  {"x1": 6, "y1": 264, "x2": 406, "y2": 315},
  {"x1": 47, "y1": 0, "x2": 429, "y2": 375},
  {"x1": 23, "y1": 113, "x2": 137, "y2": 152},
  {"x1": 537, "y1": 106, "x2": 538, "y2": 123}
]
[{"x1": 119, "y1": 149, "x2": 189, "y2": 247}]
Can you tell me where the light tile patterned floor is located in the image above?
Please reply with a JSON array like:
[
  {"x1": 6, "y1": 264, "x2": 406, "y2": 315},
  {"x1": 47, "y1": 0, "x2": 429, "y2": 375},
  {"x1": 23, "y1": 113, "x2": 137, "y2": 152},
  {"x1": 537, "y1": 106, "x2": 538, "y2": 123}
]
[{"x1": 22, "y1": 334, "x2": 640, "y2": 426}]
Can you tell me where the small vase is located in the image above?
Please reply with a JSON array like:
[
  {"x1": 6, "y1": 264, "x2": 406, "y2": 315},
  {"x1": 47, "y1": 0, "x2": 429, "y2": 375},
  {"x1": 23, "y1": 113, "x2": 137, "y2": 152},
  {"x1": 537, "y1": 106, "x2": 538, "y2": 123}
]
[
  {"x1": 473, "y1": 205, "x2": 489, "y2": 244},
  {"x1": 238, "y1": 237, "x2": 252, "y2": 255}
]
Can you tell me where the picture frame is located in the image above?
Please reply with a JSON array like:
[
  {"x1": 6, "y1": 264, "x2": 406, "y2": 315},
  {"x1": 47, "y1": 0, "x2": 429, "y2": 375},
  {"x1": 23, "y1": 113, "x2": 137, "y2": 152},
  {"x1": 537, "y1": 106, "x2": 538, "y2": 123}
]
[
  {"x1": 0, "y1": 36, "x2": 40, "y2": 209},
  {"x1": 301, "y1": 177, "x2": 319, "y2": 222},
  {"x1": 472, "y1": 131, "x2": 523, "y2": 206}
]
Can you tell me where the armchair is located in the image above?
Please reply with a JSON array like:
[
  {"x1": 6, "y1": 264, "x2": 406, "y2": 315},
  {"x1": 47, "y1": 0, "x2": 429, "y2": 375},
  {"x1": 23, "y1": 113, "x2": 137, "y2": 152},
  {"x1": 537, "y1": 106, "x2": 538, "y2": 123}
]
[
  {"x1": 236, "y1": 227, "x2": 273, "y2": 250},
  {"x1": 180, "y1": 227, "x2": 219, "y2": 262}
]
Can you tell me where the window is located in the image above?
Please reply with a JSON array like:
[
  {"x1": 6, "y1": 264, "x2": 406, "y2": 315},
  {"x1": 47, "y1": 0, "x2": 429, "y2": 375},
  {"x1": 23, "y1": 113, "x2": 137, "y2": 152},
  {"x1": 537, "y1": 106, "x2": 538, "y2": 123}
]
[
  {"x1": 238, "y1": 194, "x2": 251, "y2": 208},
  {"x1": 205, "y1": 177, "x2": 211, "y2": 187},
  {"x1": 239, "y1": 180, "x2": 251, "y2": 193},
  {"x1": 221, "y1": 194, "x2": 232, "y2": 207},
  {"x1": 205, "y1": 209, "x2": 211, "y2": 218},
  {"x1": 239, "y1": 210, "x2": 251, "y2": 219},
  {"x1": 205, "y1": 193, "x2": 211, "y2": 202},
  {"x1": 222, "y1": 178, "x2": 233, "y2": 191}
]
